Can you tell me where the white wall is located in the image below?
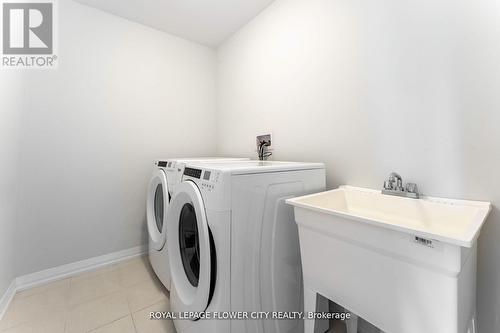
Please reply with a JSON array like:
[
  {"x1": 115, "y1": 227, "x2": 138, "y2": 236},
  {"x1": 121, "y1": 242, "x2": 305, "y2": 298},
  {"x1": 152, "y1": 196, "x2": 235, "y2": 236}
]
[
  {"x1": 0, "y1": 72, "x2": 23, "y2": 296},
  {"x1": 216, "y1": 0, "x2": 500, "y2": 331},
  {"x1": 13, "y1": 0, "x2": 217, "y2": 276}
]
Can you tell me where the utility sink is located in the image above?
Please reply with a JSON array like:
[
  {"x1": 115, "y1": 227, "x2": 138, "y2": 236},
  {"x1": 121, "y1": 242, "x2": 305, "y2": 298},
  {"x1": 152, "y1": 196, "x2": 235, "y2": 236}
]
[
  {"x1": 287, "y1": 186, "x2": 491, "y2": 333},
  {"x1": 288, "y1": 185, "x2": 491, "y2": 248}
]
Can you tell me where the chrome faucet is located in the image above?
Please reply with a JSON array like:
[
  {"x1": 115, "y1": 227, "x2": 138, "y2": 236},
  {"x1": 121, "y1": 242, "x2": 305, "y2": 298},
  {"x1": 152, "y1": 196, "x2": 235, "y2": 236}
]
[{"x1": 382, "y1": 172, "x2": 419, "y2": 199}]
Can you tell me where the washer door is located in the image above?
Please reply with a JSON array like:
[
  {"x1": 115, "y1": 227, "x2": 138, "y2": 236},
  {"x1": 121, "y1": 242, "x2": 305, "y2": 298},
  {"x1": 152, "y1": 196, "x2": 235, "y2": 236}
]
[
  {"x1": 168, "y1": 180, "x2": 213, "y2": 314},
  {"x1": 147, "y1": 168, "x2": 169, "y2": 250}
]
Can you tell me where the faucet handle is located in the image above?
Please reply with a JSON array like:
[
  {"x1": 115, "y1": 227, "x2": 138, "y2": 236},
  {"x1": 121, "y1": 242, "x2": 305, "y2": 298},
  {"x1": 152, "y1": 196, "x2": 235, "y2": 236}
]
[
  {"x1": 383, "y1": 180, "x2": 392, "y2": 190},
  {"x1": 388, "y1": 172, "x2": 401, "y2": 181},
  {"x1": 406, "y1": 183, "x2": 419, "y2": 194}
]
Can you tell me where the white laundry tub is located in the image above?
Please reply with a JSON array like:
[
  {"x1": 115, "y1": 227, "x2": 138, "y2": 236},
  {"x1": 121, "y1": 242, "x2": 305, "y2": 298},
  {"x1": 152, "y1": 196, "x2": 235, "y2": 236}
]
[{"x1": 287, "y1": 186, "x2": 491, "y2": 333}]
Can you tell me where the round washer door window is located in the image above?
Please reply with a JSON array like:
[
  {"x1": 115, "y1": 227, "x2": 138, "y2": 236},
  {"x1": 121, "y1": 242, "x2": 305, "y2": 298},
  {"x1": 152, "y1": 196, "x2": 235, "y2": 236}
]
[
  {"x1": 167, "y1": 180, "x2": 214, "y2": 314},
  {"x1": 146, "y1": 168, "x2": 169, "y2": 250},
  {"x1": 179, "y1": 203, "x2": 200, "y2": 287},
  {"x1": 153, "y1": 183, "x2": 165, "y2": 233}
]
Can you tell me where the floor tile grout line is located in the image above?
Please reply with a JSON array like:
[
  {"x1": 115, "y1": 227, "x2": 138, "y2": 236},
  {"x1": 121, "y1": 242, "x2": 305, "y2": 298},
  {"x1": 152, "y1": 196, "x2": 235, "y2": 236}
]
[
  {"x1": 130, "y1": 311, "x2": 139, "y2": 333},
  {"x1": 69, "y1": 259, "x2": 150, "y2": 292},
  {"x1": 67, "y1": 262, "x2": 144, "y2": 309},
  {"x1": 0, "y1": 306, "x2": 68, "y2": 333},
  {"x1": 131, "y1": 298, "x2": 169, "y2": 317},
  {"x1": 130, "y1": 295, "x2": 169, "y2": 315},
  {"x1": 124, "y1": 284, "x2": 134, "y2": 317},
  {"x1": 1, "y1": 257, "x2": 154, "y2": 333},
  {"x1": 66, "y1": 291, "x2": 131, "y2": 333},
  {"x1": 126, "y1": 282, "x2": 143, "y2": 333},
  {"x1": 15, "y1": 277, "x2": 71, "y2": 301},
  {"x1": 85, "y1": 314, "x2": 131, "y2": 333},
  {"x1": 130, "y1": 298, "x2": 172, "y2": 333},
  {"x1": 70, "y1": 263, "x2": 123, "y2": 282},
  {"x1": 65, "y1": 256, "x2": 142, "y2": 287},
  {"x1": 68, "y1": 268, "x2": 157, "y2": 310},
  {"x1": 9, "y1": 257, "x2": 140, "y2": 308},
  {"x1": 69, "y1": 288, "x2": 122, "y2": 310},
  {"x1": 64, "y1": 278, "x2": 71, "y2": 333},
  {"x1": 0, "y1": 293, "x2": 69, "y2": 332},
  {"x1": 68, "y1": 289, "x2": 124, "y2": 311}
]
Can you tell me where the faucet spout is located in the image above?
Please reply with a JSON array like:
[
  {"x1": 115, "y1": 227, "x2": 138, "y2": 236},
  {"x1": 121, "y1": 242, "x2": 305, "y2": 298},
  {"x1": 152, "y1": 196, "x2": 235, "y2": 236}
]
[
  {"x1": 387, "y1": 172, "x2": 403, "y2": 191},
  {"x1": 382, "y1": 172, "x2": 419, "y2": 199}
]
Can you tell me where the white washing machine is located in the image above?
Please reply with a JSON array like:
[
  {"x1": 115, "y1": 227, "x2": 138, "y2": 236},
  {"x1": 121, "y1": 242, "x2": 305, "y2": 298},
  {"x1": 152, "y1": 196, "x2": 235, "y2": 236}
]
[
  {"x1": 146, "y1": 157, "x2": 248, "y2": 291},
  {"x1": 167, "y1": 160, "x2": 326, "y2": 333}
]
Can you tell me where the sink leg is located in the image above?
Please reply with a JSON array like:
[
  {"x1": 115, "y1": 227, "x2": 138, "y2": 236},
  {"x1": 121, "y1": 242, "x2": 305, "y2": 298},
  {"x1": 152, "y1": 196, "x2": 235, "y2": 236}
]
[
  {"x1": 304, "y1": 288, "x2": 330, "y2": 333},
  {"x1": 316, "y1": 293, "x2": 329, "y2": 333},
  {"x1": 469, "y1": 316, "x2": 477, "y2": 333},
  {"x1": 346, "y1": 313, "x2": 358, "y2": 333},
  {"x1": 304, "y1": 288, "x2": 317, "y2": 333}
]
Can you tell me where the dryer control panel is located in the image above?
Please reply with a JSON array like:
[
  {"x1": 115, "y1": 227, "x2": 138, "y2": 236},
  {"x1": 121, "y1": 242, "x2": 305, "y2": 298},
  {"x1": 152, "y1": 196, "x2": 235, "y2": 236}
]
[{"x1": 155, "y1": 160, "x2": 187, "y2": 196}]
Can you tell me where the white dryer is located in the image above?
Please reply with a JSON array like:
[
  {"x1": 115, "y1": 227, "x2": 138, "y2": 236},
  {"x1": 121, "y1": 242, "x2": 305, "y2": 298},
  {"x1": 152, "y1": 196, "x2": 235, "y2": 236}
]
[
  {"x1": 146, "y1": 157, "x2": 248, "y2": 291},
  {"x1": 167, "y1": 160, "x2": 326, "y2": 333}
]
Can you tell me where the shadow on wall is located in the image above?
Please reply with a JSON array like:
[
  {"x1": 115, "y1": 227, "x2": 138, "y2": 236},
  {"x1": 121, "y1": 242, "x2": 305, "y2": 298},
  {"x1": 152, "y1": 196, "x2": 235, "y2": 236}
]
[
  {"x1": 140, "y1": 215, "x2": 149, "y2": 248},
  {"x1": 455, "y1": 4, "x2": 500, "y2": 329}
]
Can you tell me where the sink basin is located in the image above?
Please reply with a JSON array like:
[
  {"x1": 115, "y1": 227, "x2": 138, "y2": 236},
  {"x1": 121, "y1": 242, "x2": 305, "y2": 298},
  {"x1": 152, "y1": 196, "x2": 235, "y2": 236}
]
[
  {"x1": 287, "y1": 185, "x2": 491, "y2": 247},
  {"x1": 287, "y1": 186, "x2": 492, "y2": 333}
]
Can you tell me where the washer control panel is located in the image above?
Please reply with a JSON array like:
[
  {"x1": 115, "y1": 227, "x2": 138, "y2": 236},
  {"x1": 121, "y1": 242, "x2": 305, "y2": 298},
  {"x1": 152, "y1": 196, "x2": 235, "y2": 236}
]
[
  {"x1": 184, "y1": 167, "x2": 202, "y2": 179},
  {"x1": 182, "y1": 167, "x2": 220, "y2": 192}
]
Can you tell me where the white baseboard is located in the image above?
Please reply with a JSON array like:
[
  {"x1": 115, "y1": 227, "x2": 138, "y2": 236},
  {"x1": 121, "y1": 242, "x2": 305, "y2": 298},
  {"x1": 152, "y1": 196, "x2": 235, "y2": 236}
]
[
  {"x1": 15, "y1": 245, "x2": 147, "y2": 292},
  {"x1": 0, "y1": 280, "x2": 16, "y2": 321},
  {"x1": 0, "y1": 245, "x2": 147, "y2": 321}
]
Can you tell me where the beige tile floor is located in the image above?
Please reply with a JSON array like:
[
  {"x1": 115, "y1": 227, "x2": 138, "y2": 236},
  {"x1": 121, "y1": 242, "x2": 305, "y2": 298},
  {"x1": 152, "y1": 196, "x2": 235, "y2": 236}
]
[
  {"x1": 0, "y1": 256, "x2": 176, "y2": 333},
  {"x1": 0, "y1": 254, "x2": 350, "y2": 333}
]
